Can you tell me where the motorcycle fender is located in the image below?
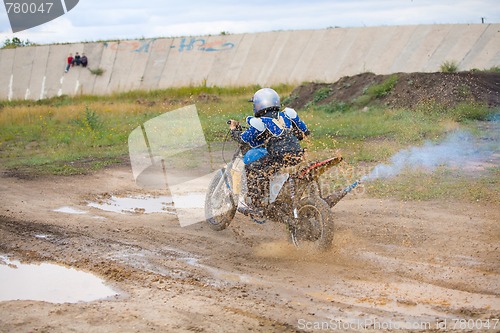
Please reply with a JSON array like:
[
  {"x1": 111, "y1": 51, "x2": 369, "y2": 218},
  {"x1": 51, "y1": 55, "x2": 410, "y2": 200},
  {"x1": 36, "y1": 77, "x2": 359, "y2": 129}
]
[{"x1": 269, "y1": 173, "x2": 289, "y2": 203}]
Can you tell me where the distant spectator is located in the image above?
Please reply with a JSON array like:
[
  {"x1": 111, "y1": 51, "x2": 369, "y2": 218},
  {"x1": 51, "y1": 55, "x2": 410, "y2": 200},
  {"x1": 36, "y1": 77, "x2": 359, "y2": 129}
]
[
  {"x1": 65, "y1": 53, "x2": 73, "y2": 72},
  {"x1": 72, "y1": 52, "x2": 81, "y2": 66},
  {"x1": 80, "y1": 53, "x2": 88, "y2": 67}
]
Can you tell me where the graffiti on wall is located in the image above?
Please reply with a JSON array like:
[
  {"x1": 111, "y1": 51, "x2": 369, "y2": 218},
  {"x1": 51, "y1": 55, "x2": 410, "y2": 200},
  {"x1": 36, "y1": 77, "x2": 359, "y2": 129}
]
[{"x1": 104, "y1": 38, "x2": 235, "y2": 53}]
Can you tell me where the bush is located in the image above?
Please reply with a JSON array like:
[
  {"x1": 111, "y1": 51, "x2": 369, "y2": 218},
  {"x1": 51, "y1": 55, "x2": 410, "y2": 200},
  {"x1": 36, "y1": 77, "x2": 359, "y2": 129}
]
[
  {"x1": 487, "y1": 66, "x2": 500, "y2": 73},
  {"x1": 75, "y1": 106, "x2": 102, "y2": 131},
  {"x1": 89, "y1": 67, "x2": 105, "y2": 76},
  {"x1": 470, "y1": 66, "x2": 499, "y2": 73},
  {"x1": 2, "y1": 37, "x2": 35, "y2": 49},
  {"x1": 440, "y1": 60, "x2": 459, "y2": 73}
]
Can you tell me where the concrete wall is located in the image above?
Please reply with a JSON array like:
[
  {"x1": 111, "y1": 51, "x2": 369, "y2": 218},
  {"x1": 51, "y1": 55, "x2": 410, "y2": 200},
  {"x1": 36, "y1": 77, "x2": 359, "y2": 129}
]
[{"x1": 1, "y1": 24, "x2": 499, "y2": 100}]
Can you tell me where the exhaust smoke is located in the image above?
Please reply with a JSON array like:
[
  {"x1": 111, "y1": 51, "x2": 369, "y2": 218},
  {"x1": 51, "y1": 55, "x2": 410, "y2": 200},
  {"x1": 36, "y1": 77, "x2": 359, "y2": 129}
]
[{"x1": 361, "y1": 130, "x2": 495, "y2": 182}]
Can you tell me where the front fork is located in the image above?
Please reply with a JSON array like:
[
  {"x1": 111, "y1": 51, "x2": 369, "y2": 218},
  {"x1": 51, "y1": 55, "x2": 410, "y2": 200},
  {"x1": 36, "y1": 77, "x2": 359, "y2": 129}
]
[
  {"x1": 289, "y1": 177, "x2": 299, "y2": 219},
  {"x1": 288, "y1": 177, "x2": 298, "y2": 247},
  {"x1": 212, "y1": 166, "x2": 236, "y2": 209}
]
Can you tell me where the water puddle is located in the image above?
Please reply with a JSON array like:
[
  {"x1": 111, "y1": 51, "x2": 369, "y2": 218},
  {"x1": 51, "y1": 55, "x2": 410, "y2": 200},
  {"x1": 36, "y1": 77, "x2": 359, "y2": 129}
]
[
  {"x1": 34, "y1": 234, "x2": 50, "y2": 239},
  {"x1": 0, "y1": 256, "x2": 118, "y2": 303},
  {"x1": 87, "y1": 193, "x2": 205, "y2": 214}
]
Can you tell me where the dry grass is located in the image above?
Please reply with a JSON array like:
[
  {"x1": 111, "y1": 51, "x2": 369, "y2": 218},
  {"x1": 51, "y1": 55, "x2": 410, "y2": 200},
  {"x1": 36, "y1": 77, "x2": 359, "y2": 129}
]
[{"x1": 1, "y1": 86, "x2": 497, "y2": 204}]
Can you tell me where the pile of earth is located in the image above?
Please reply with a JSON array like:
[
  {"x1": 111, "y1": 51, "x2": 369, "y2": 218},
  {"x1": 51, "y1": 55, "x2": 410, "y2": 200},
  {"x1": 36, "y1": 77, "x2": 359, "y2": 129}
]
[{"x1": 286, "y1": 71, "x2": 500, "y2": 110}]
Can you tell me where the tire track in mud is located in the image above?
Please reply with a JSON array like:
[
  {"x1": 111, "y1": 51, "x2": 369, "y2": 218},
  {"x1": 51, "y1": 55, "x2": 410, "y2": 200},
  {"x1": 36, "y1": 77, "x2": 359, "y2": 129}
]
[
  {"x1": 1, "y1": 169, "x2": 499, "y2": 332},
  {"x1": 0, "y1": 215, "x2": 309, "y2": 332},
  {"x1": 190, "y1": 205, "x2": 500, "y2": 327}
]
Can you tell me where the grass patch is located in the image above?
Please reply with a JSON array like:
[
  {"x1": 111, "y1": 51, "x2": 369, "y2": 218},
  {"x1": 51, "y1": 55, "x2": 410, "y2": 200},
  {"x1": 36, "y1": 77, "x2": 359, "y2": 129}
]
[
  {"x1": 486, "y1": 66, "x2": 500, "y2": 73},
  {"x1": 414, "y1": 100, "x2": 493, "y2": 122},
  {"x1": 366, "y1": 168, "x2": 499, "y2": 204},
  {"x1": 6, "y1": 155, "x2": 124, "y2": 177},
  {"x1": 0, "y1": 85, "x2": 294, "y2": 175},
  {"x1": 305, "y1": 75, "x2": 400, "y2": 112},
  {"x1": 336, "y1": 74, "x2": 400, "y2": 108},
  {"x1": 315, "y1": 101, "x2": 352, "y2": 113},
  {"x1": 313, "y1": 87, "x2": 332, "y2": 103},
  {"x1": 365, "y1": 74, "x2": 399, "y2": 98},
  {"x1": 302, "y1": 107, "x2": 442, "y2": 144},
  {"x1": 1, "y1": 84, "x2": 497, "y2": 205},
  {"x1": 470, "y1": 66, "x2": 500, "y2": 73}
]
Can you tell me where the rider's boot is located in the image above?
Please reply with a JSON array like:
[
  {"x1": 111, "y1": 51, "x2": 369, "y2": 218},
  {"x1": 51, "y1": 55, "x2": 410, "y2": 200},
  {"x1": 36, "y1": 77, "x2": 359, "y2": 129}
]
[
  {"x1": 238, "y1": 195, "x2": 264, "y2": 217},
  {"x1": 249, "y1": 194, "x2": 265, "y2": 215},
  {"x1": 241, "y1": 184, "x2": 265, "y2": 217},
  {"x1": 244, "y1": 173, "x2": 264, "y2": 210}
]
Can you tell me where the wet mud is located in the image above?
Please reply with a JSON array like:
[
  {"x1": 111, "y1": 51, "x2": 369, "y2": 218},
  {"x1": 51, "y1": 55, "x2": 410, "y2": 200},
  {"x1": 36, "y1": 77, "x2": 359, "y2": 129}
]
[{"x1": 0, "y1": 165, "x2": 499, "y2": 332}]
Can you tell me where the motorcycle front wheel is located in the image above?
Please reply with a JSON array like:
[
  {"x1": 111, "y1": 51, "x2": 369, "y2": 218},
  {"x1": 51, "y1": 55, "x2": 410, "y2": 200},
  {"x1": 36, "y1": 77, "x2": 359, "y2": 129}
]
[
  {"x1": 289, "y1": 196, "x2": 334, "y2": 251},
  {"x1": 205, "y1": 168, "x2": 237, "y2": 231}
]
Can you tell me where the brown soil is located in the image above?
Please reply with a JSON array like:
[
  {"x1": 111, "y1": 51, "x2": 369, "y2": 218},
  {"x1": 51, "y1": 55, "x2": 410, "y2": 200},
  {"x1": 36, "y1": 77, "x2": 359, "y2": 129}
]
[
  {"x1": 0, "y1": 165, "x2": 499, "y2": 332},
  {"x1": 0, "y1": 72, "x2": 499, "y2": 332},
  {"x1": 288, "y1": 72, "x2": 500, "y2": 110}
]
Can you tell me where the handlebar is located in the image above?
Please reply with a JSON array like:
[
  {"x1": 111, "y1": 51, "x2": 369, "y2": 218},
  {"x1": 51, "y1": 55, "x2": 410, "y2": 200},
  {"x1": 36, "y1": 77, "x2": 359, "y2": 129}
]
[{"x1": 227, "y1": 119, "x2": 243, "y2": 131}]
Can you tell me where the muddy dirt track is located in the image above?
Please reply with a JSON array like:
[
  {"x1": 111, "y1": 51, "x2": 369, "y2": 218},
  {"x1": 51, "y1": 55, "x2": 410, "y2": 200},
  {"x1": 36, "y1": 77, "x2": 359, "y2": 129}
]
[{"x1": 0, "y1": 165, "x2": 499, "y2": 333}]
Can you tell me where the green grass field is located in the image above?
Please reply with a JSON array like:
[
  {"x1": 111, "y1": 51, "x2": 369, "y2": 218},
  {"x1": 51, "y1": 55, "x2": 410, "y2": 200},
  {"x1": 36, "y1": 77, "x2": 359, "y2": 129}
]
[{"x1": 0, "y1": 84, "x2": 497, "y2": 204}]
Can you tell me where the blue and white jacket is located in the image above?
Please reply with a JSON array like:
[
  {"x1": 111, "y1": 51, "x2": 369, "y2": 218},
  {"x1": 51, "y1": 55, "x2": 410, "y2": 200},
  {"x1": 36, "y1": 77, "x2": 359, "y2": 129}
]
[{"x1": 238, "y1": 107, "x2": 309, "y2": 148}]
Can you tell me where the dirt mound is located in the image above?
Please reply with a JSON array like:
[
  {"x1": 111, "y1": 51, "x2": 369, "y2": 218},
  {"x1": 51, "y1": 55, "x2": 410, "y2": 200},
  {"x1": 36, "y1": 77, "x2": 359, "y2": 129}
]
[{"x1": 287, "y1": 72, "x2": 500, "y2": 110}]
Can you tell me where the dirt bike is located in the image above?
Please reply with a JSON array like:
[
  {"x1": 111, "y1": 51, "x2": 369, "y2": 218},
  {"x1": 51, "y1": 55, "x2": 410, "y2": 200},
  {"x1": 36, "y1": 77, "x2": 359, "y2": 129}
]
[{"x1": 204, "y1": 130, "x2": 354, "y2": 251}]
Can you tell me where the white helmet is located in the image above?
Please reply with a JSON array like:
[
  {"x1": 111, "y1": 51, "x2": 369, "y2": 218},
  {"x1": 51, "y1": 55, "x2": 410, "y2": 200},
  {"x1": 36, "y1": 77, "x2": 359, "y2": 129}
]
[{"x1": 251, "y1": 88, "x2": 280, "y2": 116}]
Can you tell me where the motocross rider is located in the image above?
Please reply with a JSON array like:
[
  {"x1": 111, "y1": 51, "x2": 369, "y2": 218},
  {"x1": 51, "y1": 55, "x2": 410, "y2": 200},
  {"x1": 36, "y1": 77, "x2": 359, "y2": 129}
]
[{"x1": 229, "y1": 88, "x2": 310, "y2": 211}]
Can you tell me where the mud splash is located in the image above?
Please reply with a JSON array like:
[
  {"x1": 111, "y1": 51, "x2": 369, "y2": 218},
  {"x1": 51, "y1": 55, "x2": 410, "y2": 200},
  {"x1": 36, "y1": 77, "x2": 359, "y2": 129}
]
[{"x1": 180, "y1": 257, "x2": 258, "y2": 284}]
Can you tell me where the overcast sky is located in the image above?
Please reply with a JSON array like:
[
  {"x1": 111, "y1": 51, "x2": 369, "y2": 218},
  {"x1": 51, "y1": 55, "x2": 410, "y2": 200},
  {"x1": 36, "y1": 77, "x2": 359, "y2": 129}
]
[{"x1": 1, "y1": 0, "x2": 499, "y2": 44}]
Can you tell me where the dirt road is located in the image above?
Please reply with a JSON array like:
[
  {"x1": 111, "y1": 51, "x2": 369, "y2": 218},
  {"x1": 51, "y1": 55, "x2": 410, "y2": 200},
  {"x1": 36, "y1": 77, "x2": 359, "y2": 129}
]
[{"x1": 0, "y1": 166, "x2": 499, "y2": 332}]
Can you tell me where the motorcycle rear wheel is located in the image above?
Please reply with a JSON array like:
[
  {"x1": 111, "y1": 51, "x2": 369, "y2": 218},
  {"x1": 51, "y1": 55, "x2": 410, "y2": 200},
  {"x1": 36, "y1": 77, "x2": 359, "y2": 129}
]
[
  {"x1": 289, "y1": 196, "x2": 334, "y2": 251},
  {"x1": 205, "y1": 168, "x2": 237, "y2": 231}
]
